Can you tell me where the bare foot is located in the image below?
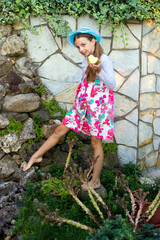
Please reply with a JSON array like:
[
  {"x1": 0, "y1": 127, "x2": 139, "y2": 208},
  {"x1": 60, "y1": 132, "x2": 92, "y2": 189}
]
[
  {"x1": 23, "y1": 156, "x2": 43, "y2": 172},
  {"x1": 81, "y1": 181, "x2": 101, "y2": 191}
]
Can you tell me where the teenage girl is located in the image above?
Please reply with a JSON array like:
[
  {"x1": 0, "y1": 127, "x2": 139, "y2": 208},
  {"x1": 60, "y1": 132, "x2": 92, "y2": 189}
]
[{"x1": 23, "y1": 27, "x2": 116, "y2": 190}]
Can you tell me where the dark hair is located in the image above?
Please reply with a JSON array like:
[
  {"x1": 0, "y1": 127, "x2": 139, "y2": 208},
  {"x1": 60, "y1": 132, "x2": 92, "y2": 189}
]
[{"x1": 74, "y1": 33, "x2": 104, "y2": 82}]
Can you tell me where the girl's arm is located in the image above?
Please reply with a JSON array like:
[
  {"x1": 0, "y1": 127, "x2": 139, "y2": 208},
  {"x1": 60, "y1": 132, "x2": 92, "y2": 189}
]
[{"x1": 96, "y1": 54, "x2": 116, "y2": 90}]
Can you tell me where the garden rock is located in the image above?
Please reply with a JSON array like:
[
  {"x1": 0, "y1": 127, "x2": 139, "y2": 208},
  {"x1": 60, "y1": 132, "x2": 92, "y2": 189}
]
[
  {"x1": 15, "y1": 57, "x2": 37, "y2": 78},
  {"x1": 1, "y1": 70, "x2": 24, "y2": 95},
  {"x1": 0, "y1": 84, "x2": 7, "y2": 96},
  {"x1": 3, "y1": 93, "x2": 40, "y2": 112},
  {"x1": 0, "y1": 118, "x2": 36, "y2": 153},
  {"x1": 20, "y1": 167, "x2": 36, "y2": 187},
  {"x1": 29, "y1": 106, "x2": 51, "y2": 121},
  {"x1": 103, "y1": 152, "x2": 119, "y2": 169},
  {"x1": 0, "y1": 204, "x2": 19, "y2": 236},
  {"x1": 0, "y1": 155, "x2": 17, "y2": 180},
  {"x1": 0, "y1": 34, "x2": 26, "y2": 56},
  {"x1": 2, "y1": 112, "x2": 28, "y2": 122},
  {"x1": 0, "y1": 25, "x2": 12, "y2": 37},
  {"x1": 0, "y1": 60, "x2": 12, "y2": 77},
  {"x1": 0, "y1": 115, "x2": 9, "y2": 129},
  {"x1": 78, "y1": 184, "x2": 107, "y2": 201}
]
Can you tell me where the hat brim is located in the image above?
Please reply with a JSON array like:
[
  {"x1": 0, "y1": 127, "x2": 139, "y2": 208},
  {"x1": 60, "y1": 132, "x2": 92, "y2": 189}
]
[{"x1": 67, "y1": 27, "x2": 102, "y2": 46}]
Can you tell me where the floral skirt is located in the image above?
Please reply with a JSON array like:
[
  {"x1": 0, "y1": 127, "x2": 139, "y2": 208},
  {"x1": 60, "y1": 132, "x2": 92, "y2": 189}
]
[{"x1": 62, "y1": 75, "x2": 114, "y2": 140}]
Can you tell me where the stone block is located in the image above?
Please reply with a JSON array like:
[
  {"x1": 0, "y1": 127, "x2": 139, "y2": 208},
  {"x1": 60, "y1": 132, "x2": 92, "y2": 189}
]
[
  {"x1": 114, "y1": 93, "x2": 137, "y2": 117},
  {"x1": 142, "y1": 28, "x2": 160, "y2": 54},
  {"x1": 113, "y1": 25, "x2": 139, "y2": 49},
  {"x1": 114, "y1": 120, "x2": 137, "y2": 147},
  {"x1": 153, "y1": 118, "x2": 160, "y2": 135},
  {"x1": 78, "y1": 14, "x2": 99, "y2": 32},
  {"x1": 138, "y1": 143, "x2": 153, "y2": 159},
  {"x1": 101, "y1": 38, "x2": 111, "y2": 54},
  {"x1": 119, "y1": 69, "x2": 139, "y2": 100},
  {"x1": 0, "y1": 34, "x2": 26, "y2": 56},
  {"x1": 140, "y1": 110, "x2": 156, "y2": 123},
  {"x1": 3, "y1": 93, "x2": 40, "y2": 112},
  {"x1": 140, "y1": 74, "x2": 156, "y2": 93},
  {"x1": 110, "y1": 50, "x2": 139, "y2": 76},
  {"x1": 38, "y1": 53, "x2": 81, "y2": 82},
  {"x1": 22, "y1": 26, "x2": 58, "y2": 62},
  {"x1": 118, "y1": 145, "x2": 137, "y2": 166},
  {"x1": 125, "y1": 108, "x2": 138, "y2": 125},
  {"x1": 139, "y1": 121, "x2": 152, "y2": 146},
  {"x1": 148, "y1": 55, "x2": 160, "y2": 75},
  {"x1": 140, "y1": 93, "x2": 160, "y2": 111},
  {"x1": 127, "y1": 23, "x2": 142, "y2": 41},
  {"x1": 114, "y1": 72, "x2": 125, "y2": 92}
]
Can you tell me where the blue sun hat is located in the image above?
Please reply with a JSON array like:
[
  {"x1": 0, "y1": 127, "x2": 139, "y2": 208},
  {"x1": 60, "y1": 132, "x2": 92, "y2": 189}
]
[{"x1": 67, "y1": 27, "x2": 102, "y2": 46}]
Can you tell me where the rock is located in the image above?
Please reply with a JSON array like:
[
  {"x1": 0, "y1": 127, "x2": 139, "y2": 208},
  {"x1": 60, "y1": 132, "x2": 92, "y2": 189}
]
[
  {"x1": 103, "y1": 152, "x2": 119, "y2": 169},
  {"x1": 2, "y1": 112, "x2": 28, "y2": 122},
  {"x1": 20, "y1": 167, "x2": 36, "y2": 187},
  {"x1": 0, "y1": 83, "x2": 7, "y2": 97},
  {"x1": 72, "y1": 143, "x2": 93, "y2": 170},
  {"x1": 78, "y1": 184, "x2": 107, "y2": 201},
  {"x1": 139, "y1": 177, "x2": 155, "y2": 185},
  {"x1": 0, "y1": 181, "x2": 18, "y2": 198},
  {"x1": 29, "y1": 106, "x2": 51, "y2": 121},
  {"x1": 42, "y1": 123, "x2": 58, "y2": 138},
  {"x1": 18, "y1": 82, "x2": 33, "y2": 93},
  {"x1": 52, "y1": 111, "x2": 63, "y2": 120},
  {"x1": 15, "y1": 57, "x2": 37, "y2": 78},
  {"x1": 18, "y1": 140, "x2": 45, "y2": 162},
  {"x1": 0, "y1": 150, "x2": 5, "y2": 160},
  {"x1": 0, "y1": 155, "x2": 17, "y2": 180},
  {"x1": 0, "y1": 34, "x2": 26, "y2": 56},
  {"x1": 0, "y1": 25, "x2": 12, "y2": 37},
  {"x1": 0, "y1": 60, "x2": 12, "y2": 77},
  {"x1": 19, "y1": 118, "x2": 36, "y2": 140},
  {"x1": 1, "y1": 70, "x2": 24, "y2": 95},
  {"x1": 3, "y1": 93, "x2": 40, "y2": 112},
  {"x1": 0, "y1": 115, "x2": 9, "y2": 129},
  {"x1": 0, "y1": 204, "x2": 19, "y2": 228},
  {"x1": 0, "y1": 118, "x2": 36, "y2": 153},
  {"x1": 114, "y1": 120, "x2": 137, "y2": 147}
]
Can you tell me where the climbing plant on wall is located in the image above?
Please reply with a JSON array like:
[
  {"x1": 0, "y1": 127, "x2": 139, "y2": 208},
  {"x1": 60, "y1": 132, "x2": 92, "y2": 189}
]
[{"x1": 0, "y1": 0, "x2": 160, "y2": 37}]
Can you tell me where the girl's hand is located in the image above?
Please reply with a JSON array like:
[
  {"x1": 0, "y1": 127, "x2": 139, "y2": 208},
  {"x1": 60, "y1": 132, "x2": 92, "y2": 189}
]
[{"x1": 88, "y1": 60, "x2": 102, "y2": 74}]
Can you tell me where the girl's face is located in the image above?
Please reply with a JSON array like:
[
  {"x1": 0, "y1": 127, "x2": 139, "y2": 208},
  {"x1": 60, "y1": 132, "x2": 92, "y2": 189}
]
[{"x1": 74, "y1": 37, "x2": 96, "y2": 57}]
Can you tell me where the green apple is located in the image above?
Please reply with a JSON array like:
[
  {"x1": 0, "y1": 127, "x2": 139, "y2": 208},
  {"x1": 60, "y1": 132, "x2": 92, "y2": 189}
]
[{"x1": 88, "y1": 54, "x2": 99, "y2": 64}]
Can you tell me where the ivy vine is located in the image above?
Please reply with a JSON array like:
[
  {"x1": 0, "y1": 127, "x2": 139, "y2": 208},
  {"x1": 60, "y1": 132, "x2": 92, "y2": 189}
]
[{"x1": 0, "y1": 0, "x2": 159, "y2": 38}]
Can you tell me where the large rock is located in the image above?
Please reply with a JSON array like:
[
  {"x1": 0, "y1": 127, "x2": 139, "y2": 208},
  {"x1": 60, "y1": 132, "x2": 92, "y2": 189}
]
[
  {"x1": 0, "y1": 60, "x2": 12, "y2": 77},
  {"x1": 0, "y1": 115, "x2": 9, "y2": 129},
  {"x1": 114, "y1": 93, "x2": 137, "y2": 118},
  {"x1": 2, "y1": 112, "x2": 28, "y2": 122},
  {"x1": 0, "y1": 118, "x2": 36, "y2": 153},
  {"x1": 0, "y1": 34, "x2": 26, "y2": 56},
  {"x1": 29, "y1": 106, "x2": 50, "y2": 121},
  {"x1": 15, "y1": 57, "x2": 37, "y2": 78},
  {"x1": 3, "y1": 93, "x2": 40, "y2": 112},
  {"x1": 114, "y1": 120, "x2": 137, "y2": 147},
  {"x1": 0, "y1": 155, "x2": 17, "y2": 180},
  {"x1": 0, "y1": 205, "x2": 19, "y2": 235},
  {"x1": 0, "y1": 25, "x2": 12, "y2": 37},
  {"x1": 1, "y1": 70, "x2": 24, "y2": 95}
]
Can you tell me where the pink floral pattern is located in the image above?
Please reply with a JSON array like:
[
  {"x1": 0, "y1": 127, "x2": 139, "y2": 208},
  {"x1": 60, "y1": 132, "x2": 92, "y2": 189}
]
[{"x1": 62, "y1": 76, "x2": 114, "y2": 140}]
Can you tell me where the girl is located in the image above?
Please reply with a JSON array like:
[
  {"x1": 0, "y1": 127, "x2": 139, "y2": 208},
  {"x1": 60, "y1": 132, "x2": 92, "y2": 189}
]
[{"x1": 23, "y1": 27, "x2": 116, "y2": 191}]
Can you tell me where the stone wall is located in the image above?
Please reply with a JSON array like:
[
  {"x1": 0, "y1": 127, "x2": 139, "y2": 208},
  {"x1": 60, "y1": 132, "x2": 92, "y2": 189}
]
[{"x1": 12, "y1": 14, "x2": 160, "y2": 173}]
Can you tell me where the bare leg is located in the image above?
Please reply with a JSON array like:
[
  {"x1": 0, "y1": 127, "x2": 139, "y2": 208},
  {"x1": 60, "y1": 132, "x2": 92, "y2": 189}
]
[
  {"x1": 82, "y1": 136, "x2": 104, "y2": 190},
  {"x1": 23, "y1": 124, "x2": 70, "y2": 171}
]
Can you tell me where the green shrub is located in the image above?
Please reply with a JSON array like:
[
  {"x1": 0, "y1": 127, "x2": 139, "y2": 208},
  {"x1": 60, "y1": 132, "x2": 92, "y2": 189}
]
[
  {"x1": 0, "y1": 117, "x2": 24, "y2": 137},
  {"x1": 87, "y1": 215, "x2": 136, "y2": 240}
]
